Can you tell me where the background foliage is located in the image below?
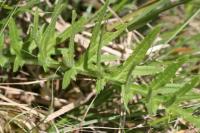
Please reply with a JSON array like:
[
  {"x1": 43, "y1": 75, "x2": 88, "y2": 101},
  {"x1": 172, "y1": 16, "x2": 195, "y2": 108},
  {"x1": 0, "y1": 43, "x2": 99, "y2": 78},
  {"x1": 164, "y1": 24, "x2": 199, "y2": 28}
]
[{"x1": 0, "y1": 0, "x2": 200, "y2": 132}]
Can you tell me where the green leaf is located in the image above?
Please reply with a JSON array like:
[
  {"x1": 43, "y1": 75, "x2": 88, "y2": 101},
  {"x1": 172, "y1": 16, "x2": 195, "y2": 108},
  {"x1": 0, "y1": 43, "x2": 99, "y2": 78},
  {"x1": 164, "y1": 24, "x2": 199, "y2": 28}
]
[
  {"x1": 62, "y1": 68, "x2": 77, "y2": 89},
  {"x1": 164, "y1": 7, "x2": 200, "y2": 44},
  {"x1": 8, "y1": 18, "x2": 24, "y2": 72},
  {"x1": 8, "y1": 18, "x2": 22, "y2": 56},
  {"x1": 0, "y1": 56, "x2": 8, "y2": 67},
  {"x1": 96, "y1": 25, "x2": 105, "y2": 71},
  {"x1": 170, "y1": 107, "x2": 200, "y2": 128},
  {"x1": 132, "y1": 65, "x2": 163, "y2": 76},
  {"x1": 58, "y1": 16, "x2": 87, "y2": 44},
  {"x1": 84, "y1": 0, "x2": 109, "y2": 69},
  {"x1": 113, "y1": 26, "x2": 161, "y2": 83},
  {"x1": 122, "y1": 83, "x2": 134, "y2": 112},
  {"x1": 61, "y1": 49, "x2": 73, "y2": 67},
  {"x1": 108, "y1": 0, "x2": 191, "y2": 31},
  {"x1": 90, "y1": 54, "x2": 119, "y2": 63},
  {"x1": 102, "y1": 24, "x2": 127, "y2": 46},
  {"x1": 149, "y1": 57, "x2": 187, "y2": 90},
  {"x1": 16, "y1": 0, "x2": 40, "y2": 14},
  {"x1": 146, "y1": 98, "x2": 160, "y2": 115},
  {"x1": 13, "y1": 56, "x2": 25, "y2": 72},
  {"x1": 62, "y1": 10, "x2": 77, "y2": 68},
  {"x1": 31, "y1": 7, "x2": 39, "y2": 45},
  {"x1": 69, "y1": 10, "x2": 77, "y2": 65},
  {"x1": 96, "y1": 78, "x2": 106, "y2": 94},
  {"x1": 0, "y1": 34, "x2": 4, "y2": 51},
  {"x1": 38, "y1": 2, "x2": 65, "y2": 71},
  {"x1": 146, "y1": 56, "x2": 188, "y2": 114},
  {"x1": 176, "y1": 76, "x2": 200, "y2": 97},
  {"x1": 165, "y1": 76, "x2": 200, "y2": 107}
]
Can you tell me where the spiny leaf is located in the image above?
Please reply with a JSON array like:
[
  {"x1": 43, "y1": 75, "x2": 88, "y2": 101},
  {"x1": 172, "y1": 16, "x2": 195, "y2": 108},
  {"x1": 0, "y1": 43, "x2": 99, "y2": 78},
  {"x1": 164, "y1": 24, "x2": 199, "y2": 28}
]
[
  {"x1": 8, "y1": 18, "x2": 22, "y2": 56},
  {"x1": 106, "y1": 27, "x2": 160, "y2": 111},
  {"x1": 57, "y1": 0, "x2": 116, "y2": 44},
  {"x1": 61, "y1": 10, "x2": 78, "y2": 89},
  {"x1": 62, "y1": 10, "x2": 77, "y2": 68},
  {"x1": 90, "y1": 54, "x2": 119, "y2": 63},
  {"x1": 132, "y1": 65, "x2": 163, "y2": 76},
  {"x1": 170, "y1": 107, "x2": 200, "y2": 128},
  {"x1": 62, "y1": 49, "x2": 73, "y2": 68},
  {"x1": 146, "y1": 56, "x2": 188, "y2": 114},
  {"x1": 13, "y1": 56, "x2": 25, "y2": 72},
  {"x1": 0, "y1": 34, "x2": 4, "y2": 51},
  {"x1": 31, "y1": 7, "x2": 39, "y2": 45},
  {"x1": 38, "y1": 2, "x2": 65, "y2": 71},
  {"x1": 8, "y1": 18, "x2": 24, "y2": 72},
  {"x1": 96, "y1": 25, "x2": 105, "y2": 72},
  {"x1": 149, "y1": 57, "x2": 187, "y2": 90},
  {"x1": 57, "y1": 17, "x2": 87, "y2": 44},
  {"x1": 165, "y1": 76, "x2": 200, "y2": 107},
  {"x1": 102, "y1": 24, "x2": 127, "y2": 46},
  {"x1": 146, "y1": 97, "x2": 160, "y2": 115},
  {"x1": 122, "y1": 83, "x2": 134, "y2": 112},
  {"x1": 1, "y1": 32, "x2": 8, "y2": 67},
  {"x1": 62, "y1": 68, "x2": 77, "y2": 89},
  {"x1": 42, "y1": 3, "x2": 65, "y2": 50},
  {"x1": 0, "y1": 57, "x2": 7, "y2": 67},
  {"x1": 113, "y1": 26, "x2": 161, "y2": 82},
  {"x1": 176, "y1": 76, "x2": 200, "y2": 97},
  {"x1": 84, "y1": 0, "x2": 109, "y2": 69},
  {"x1": 96, "y1": 78, "x2": 106, "y2": 94}
]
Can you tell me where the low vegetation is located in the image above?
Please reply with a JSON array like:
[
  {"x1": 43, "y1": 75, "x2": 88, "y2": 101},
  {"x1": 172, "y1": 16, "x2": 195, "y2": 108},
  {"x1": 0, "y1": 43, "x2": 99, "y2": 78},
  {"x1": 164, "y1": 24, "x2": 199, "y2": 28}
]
[{"x1": 0, "y1": 0, "x2": 200, "y2": 132}]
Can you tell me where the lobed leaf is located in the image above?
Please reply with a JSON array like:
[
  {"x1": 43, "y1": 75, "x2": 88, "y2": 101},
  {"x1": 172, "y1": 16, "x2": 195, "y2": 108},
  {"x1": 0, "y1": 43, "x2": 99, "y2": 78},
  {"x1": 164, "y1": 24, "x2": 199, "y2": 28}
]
[
  {"x1": 149, "y1": 57, "x2": 188, "y2": 90},
  {"x1": 0, "y1": 34, "x2": 4, "y2": 51},
  {"x1": 38, "y1": 2, "x2": 65, "y2": 71},
  {"x1": 62, "y1": 68, "x2": 77, "y2": 89},
  {"x1": 165, "y1": 76, "x2": 200, "y2": 107},
  {"x1": 112, "y1": 26, "x2": 161, "y2": 83},
  {"x1": 84, "y1": 0, "x2": 109, "y2": 70},
  {"x1": 146, "y1": 56, "x2": 188, "y2": 114},
  {"x1": 170, "y1": 107, "x2": 200, "y2": 128}
]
